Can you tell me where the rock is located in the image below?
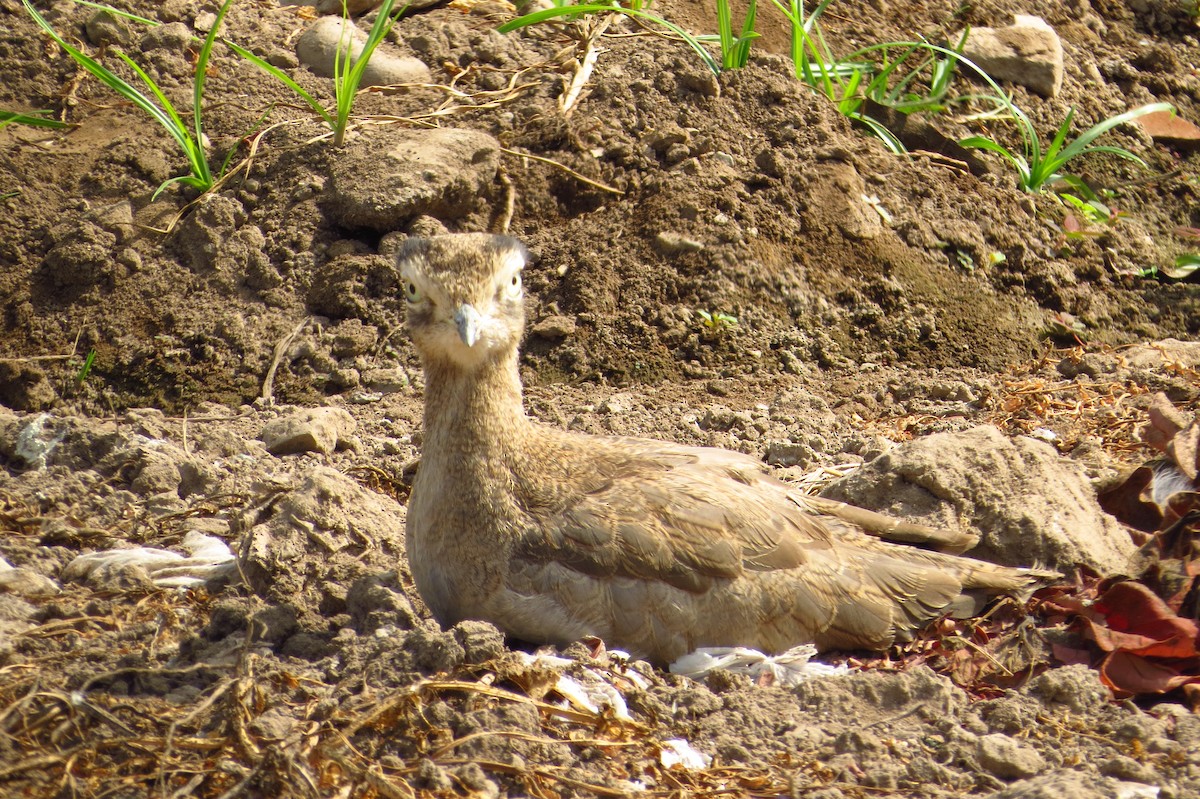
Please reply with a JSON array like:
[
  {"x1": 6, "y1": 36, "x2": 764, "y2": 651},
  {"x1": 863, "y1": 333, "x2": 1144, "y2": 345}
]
[
  {"x1": 653, "y1": 231, "x2": 705, "y2": 254},
  {"x1": 960, "y1": 15, "x2": 1064, "y2": 97},
  {"x1": 821, "y1": 425, "x2": 1135, "y2": 575},
  {"x1": 311, "y1": 0, "x2": 382, "y2": 14},
  {"x1": 1029, "y1": 665, "x2": 1111, "y2": 714},
  {"x1": 361, "y1": 368, "x2": 410, "y2": 393},
  {"x1": 237, "y1": 467, "x2": 408, "y2": 628},
  {"x1": 531, "y1": 315, "x2": 577, "y2": 340},
  {"x1": 976, "y1": 733, "x2": 1046, "y2": 779},
  {"x1": 296, "y1": 16, "x2": 430, "y2": 88},
  {"x1": 324, "y1": 128, "x2": 501, "y2": 231},
  {"x1": 10, "y1": 413, "x2": 64, "y2": 469},
  {"x1": 262, "y1": 407, "x2": 357, "y2": 456},
  {"x1": 984, "y1": 771, "x2": 1107, "y2": 799},
  {"x1": 765, "y1": 440, "x2": 816, "y2": 468},
  {"x1": 0, "y1": 557, "x2": 60, "y2": 597},
  {"x1": 85, "y1": 9, "x2": 132, "y2": 47},
  {"x1": 1135, "y1": 109, "x2": 1200, "y2": 147}
]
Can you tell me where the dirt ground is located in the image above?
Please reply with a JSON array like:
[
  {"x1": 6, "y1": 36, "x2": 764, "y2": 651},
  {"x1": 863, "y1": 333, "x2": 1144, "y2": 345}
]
[{"x1": 1, "y1": 0, "x2": 1199, "y2": 795}]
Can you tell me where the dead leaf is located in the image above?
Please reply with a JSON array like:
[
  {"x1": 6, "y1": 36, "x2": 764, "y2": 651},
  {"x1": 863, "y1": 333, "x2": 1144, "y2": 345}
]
[{"x1": 1098, "y1": 650, "x2": 1200, "y2": 697}]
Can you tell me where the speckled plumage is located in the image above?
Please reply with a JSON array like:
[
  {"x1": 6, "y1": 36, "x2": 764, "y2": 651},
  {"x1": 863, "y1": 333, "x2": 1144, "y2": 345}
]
[{"x1": 399, "y1": 233, "x2": 1054, "y2": 663}]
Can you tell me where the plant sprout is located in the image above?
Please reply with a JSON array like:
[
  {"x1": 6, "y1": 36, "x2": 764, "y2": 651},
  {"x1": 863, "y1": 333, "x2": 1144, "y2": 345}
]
[
  {"x1": 22, "y1": 0, "x2": 236, "y2": 197},
  {"x1": 714, "y1": 0, "x2": 758, "y2": 70},
  {"x1": 499, "y1": 0, "x2": 723, "y2": 76},
  {"x1": 697, "y1": 309, "x2": 738, "y2": 331},
  {"x1": 959, "y1": 102, "x2": 1174, "y2": 193},
  {"x1": 0, "y1": 109, "x2": 71, "y2": 130},
  {"x1": 226, "y1": 0, "x2": 407, "y2": 145}
]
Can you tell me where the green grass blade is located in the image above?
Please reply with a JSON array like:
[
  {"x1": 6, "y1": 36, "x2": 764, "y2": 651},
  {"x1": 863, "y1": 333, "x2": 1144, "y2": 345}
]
[
  {"x1": 716, "y1": 0, "x2": 733, "y2": 63},
  {"x1": 499, "y1": 3, "x2": 721, "y2": 75},
  {"x1": 113, "y1": 50, "x2": 196, "y2": 155},
  {"x1": 191, "y1": 0, "x2": 236, "y2": 184},
  {"x1": 24, "y1": 0, "x2": 213, "y2": 191},
  {"x1": 224, "y1": 40, "x2": 335, "y2": 126},
  {"x1": 1055, "y1": 102, "x2": 1174, "y2": 163},
  {"x1": 333, "y1": 0, "x2": 404, "y2": 143},
  {"x1": 70, "y1": 0, "x2": 158, "y2": 26},
  {"x1": 733, "y1": 0, "x2": 757, "y2": 68},
  {"x1": 0, "y1": 109, "x2": 71, "y2": 129}
]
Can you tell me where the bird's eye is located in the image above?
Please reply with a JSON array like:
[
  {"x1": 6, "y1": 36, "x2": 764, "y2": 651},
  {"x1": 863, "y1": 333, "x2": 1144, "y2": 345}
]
[
  {"x1": 504, "y1": 273, "x2": 522, "y2": 298},
  {"x1": 404, "y1": 281, "x2": 422, "y2": 303}
]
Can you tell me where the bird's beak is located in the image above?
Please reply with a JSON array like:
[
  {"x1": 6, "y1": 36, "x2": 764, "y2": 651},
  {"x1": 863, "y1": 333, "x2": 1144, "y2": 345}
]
[{"x1": 455, "y1": 303, "x2": 483, "y2": 347}]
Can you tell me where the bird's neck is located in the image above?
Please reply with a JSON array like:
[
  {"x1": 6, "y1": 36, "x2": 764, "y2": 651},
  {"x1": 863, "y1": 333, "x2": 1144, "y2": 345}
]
[{"x1": 421, "y1": 350, "x2": 530, "y2": 456}]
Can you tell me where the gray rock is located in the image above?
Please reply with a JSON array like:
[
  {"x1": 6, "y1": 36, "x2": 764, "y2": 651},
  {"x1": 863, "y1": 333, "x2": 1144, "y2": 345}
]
[
  {"x1": 976, "y1": 733, "x2": 1046, "y2": 780},
  {"x1": 960, "y1": 15, "x2": 1064, "y2": 97},
  {"x1": 85, "y1": 9, "x2": 132, "y2": 46},
  {"x1": 531, "y1": 315, "x2": 577, "y2": 340},
  {"x1": 653, "y1": 231, "x2": 705, "y2": 254},
  {"x1": 325, "y1": 128, "x2": 501, "y2": 230},
  {"x1": 984, "y1": 771, "x2": 1106, "y2": 799},
  {"x1": 361, "y1": 368, "x2": 411, "y2": 393},
  {"x1": 296, "y1": 16, "x2": 430, "y2": 87},
  {"x1": 822, "y1": 425, "x2": 1135, "y2": 575},
  {"x1": 0, "y1": 558, "x2": 60, "y2": 597},
  {"x1": 262, "y1": 407, "x2": 357, "y2": 456}
]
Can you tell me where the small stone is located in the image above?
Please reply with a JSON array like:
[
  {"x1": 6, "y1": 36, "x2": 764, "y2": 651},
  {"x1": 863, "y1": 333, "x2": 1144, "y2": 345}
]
[
  {"x1": 193, "y1": 11, "x2": 218, "y2": 33},
  {"x1": 313, "y1": 0, "x2": 381, "y2": 13},
  {"x1": 976, "y1": 733, "x2": 1046, "y2": 780},
  {"x1": 296, "y1": 17, "x2": 430, "y2": 88},
  {"x1": 531, "y1": 315, "x2": 577, "y2": 340},
  {"x1": 765, "y1": 441, "x2": 815, "y2": 468},
  {"x1": 1135, "y1": 109, "x2": 1200, "y2": 147},
  {"x1": 85, "y1": 10, "x2": 132, "y2": 47},
  {"x1": 361, "y1": 368, "x2": 410, "y2": 393},
  {"x1": 960, "y1": 15, "x2": 1064, "y2": 97},
  {"x1": 261, "y1": 408, "x2": 357, "y2": 456},
  {"x1": 1100, "y1": 756, "x2": 1158, "y2": 784},
  {"x1": 654, "y1": 231, "x2": 705, "y2": 254},
  {"x1": 0, "y1": 560, "x2": 60, "y2": 597},
  {"x1": 599, "y1": 393, "x2": 634, "y2": 415},
  {"x1": 325, "y1": 128, "x2": 501, "y2": 230},
  {"x1": 984, "y1": 772, "x2": 1107, "y2": 799}
]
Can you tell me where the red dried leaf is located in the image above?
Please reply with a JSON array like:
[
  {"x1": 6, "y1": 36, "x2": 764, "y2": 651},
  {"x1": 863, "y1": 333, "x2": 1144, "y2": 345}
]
[
  {"x1": 1081, "y1": 616, "x2": 1196, "y2": 658},
  {"x1": 1094, "y1": 583, "x2": 1195, "y2": 652},
  {"x1": 1050, "y1": 643, "x2": 1093, "y2": 666},
  {"x1": 1098, "y1": 650, "x2": 1200, "y2": 697}
]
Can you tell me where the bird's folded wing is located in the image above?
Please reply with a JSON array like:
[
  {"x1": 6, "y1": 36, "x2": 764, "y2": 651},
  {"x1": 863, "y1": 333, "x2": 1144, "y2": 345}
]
[{"x1": 514, "y1": 445, "x2": 840, "y2": 594}]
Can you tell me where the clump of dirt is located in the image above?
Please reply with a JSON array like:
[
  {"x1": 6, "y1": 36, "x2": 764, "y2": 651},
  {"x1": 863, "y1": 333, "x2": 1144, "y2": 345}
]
[{"x1": 2, "y1": 0, "x2": 1200, "y2": 795}]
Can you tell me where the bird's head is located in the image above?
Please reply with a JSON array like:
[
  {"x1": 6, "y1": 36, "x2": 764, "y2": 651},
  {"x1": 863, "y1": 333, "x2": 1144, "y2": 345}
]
[{"x1": 396, "y1": 233, "x2": 528, "y2": 370}]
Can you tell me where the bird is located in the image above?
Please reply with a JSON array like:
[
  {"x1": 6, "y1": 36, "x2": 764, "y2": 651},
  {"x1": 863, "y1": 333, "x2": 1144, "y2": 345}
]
[{"x1": 398, "y1": 233, "x2": 1056, "y2": 664}]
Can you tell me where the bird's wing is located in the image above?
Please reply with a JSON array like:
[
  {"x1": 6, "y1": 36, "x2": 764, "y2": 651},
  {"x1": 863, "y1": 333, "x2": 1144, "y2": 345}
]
[
  {"x1": 514, "y1": 437, "x2": 836, "y2": 594},
  {"x1": 510, "y1": 434, "x2": 1039, "y2": 655}
]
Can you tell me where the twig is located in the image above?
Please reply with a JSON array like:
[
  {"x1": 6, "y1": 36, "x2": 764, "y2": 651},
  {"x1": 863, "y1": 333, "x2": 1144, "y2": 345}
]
[
  {"x1": 495, "y1": 167, "x2": 515, "y2": 234},
  {"x1": 500, "y1": 147, "x2": 623, "y2": 195},
  {"x1": 261, "y1": 317, "x2": 311, "y2": 405},
  {"x1": 560, "y1": 16, "x2": 612, "y2": 116}
]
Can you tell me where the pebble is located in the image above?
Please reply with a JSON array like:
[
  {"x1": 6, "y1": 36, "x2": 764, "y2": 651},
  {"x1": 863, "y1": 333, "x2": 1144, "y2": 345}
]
[
  {"x1": 0, "y1": 557, "x2": 60, "y2": 597},
  {"x1": 654, "y1": 231, "x2": 705, "y2": 254},
  {"x1": 261, "y1": 407, "x2": 357, "y2": 456},
  {"x1": 296, "y1": 16, "x2": 430, "y2": 87},
  {"x1": 959, "y1": 15, "x2": 1064, "y2": 97},
  {"x1": 325, "y1": 128, "x2": 501, "y2": 230},
  {"x1": 531, "y1": 315, "x2": 577, "y2": 340},
  {"x1": 976, "y1": 733, "x2": 1046, "y2": 780}
]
